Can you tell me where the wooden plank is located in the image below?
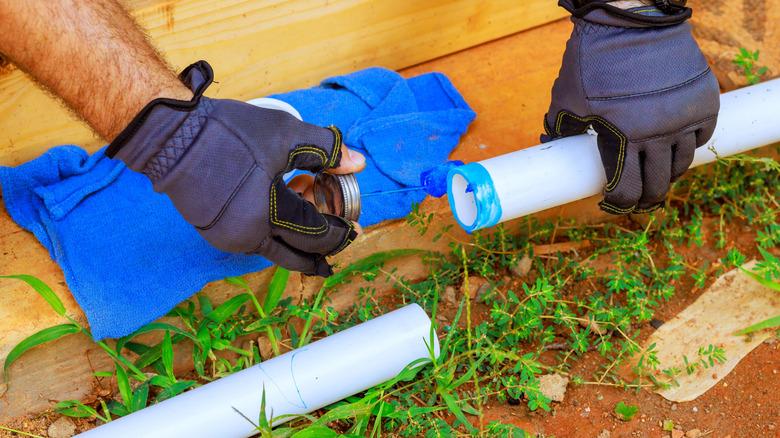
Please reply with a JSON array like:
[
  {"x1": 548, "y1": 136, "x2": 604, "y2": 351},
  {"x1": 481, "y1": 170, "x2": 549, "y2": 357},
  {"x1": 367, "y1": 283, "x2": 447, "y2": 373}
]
[
  {"x1": 0, "y1": 19, "x2": 581, "y2": 421},
  {"x1": 0, "y1": 0, "x2": 567, "y2": 166}
]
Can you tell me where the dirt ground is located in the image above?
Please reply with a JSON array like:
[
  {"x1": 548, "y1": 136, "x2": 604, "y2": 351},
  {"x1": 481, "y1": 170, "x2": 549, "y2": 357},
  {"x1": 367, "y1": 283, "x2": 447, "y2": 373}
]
[{"x1": 481, "y1": 341, "x2": 779, "y2": 438}]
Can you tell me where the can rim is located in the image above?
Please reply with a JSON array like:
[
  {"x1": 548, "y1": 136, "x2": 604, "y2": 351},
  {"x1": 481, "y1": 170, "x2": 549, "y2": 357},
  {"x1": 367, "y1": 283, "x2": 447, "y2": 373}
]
[{"x1": 336, "y1": 173, "x2": 361, "y2": 222}]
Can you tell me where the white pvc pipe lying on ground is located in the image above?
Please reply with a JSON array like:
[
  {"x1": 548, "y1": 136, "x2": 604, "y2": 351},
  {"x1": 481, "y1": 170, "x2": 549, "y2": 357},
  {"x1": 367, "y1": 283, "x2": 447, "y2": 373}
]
[
  {"x1": 78, "y1": 304, "x2": 438, "y2": 438},
  {"x1": 448, "y1": 78, "x2": 780, "y2": 232}
]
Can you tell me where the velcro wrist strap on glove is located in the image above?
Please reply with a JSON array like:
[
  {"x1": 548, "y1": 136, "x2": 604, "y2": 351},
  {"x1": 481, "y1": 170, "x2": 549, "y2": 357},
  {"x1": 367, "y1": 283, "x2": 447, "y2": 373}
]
[{"x1": 558, "y1": 0, "x2": 691, "y2": 27}]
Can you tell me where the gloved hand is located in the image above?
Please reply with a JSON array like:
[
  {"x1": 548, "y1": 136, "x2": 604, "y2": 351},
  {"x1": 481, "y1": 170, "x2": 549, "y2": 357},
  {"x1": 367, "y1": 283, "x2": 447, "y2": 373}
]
[
  {"x1": 543, "y1": 1, "x2": 720, "y2": 214},
  {"x1": 107, "y1": 61, "x2": 360, "y2": 277}
]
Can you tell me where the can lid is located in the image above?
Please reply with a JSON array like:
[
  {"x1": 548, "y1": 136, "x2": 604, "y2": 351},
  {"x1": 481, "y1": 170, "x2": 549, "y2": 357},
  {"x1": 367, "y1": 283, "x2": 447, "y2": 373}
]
[{"x1": 313, "y1": 173, "x2": 361, "y2": 222}]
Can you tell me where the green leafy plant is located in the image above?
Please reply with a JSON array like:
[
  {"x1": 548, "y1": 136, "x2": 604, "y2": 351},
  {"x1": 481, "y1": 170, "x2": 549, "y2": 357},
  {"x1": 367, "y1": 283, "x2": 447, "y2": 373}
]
[
  {"x1": 734, "y1": 250, "x2": 780, "y2": 336},
  {"x1": 614, "y1": 401, "x2": 639, "y2": 421},
  {"x1": 733, "y1": 48, "x2": 769, "y2": 85}
]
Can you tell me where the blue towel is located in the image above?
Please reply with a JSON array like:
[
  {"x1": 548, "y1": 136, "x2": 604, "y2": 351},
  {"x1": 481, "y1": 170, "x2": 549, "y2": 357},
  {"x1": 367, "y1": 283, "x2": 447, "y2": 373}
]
[{"x1": 0, "y1": 67, "x2": 475, "y2": 339}]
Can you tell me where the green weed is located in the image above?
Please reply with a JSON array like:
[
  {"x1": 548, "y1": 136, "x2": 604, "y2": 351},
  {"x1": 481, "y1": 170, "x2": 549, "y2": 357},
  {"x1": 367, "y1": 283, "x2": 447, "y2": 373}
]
[
  {"x1": 613, "y1": 401, "x2": 638, "y2": 421},
  {"x1": 733, "y1": 48, "x2": 769, "y2": 85}
]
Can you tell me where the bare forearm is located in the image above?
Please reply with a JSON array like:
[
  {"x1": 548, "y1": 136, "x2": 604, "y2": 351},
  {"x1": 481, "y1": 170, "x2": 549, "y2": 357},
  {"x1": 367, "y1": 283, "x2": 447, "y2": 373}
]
[{"x1": 0, "y1": 0, "x2": 192, "y2": 141}]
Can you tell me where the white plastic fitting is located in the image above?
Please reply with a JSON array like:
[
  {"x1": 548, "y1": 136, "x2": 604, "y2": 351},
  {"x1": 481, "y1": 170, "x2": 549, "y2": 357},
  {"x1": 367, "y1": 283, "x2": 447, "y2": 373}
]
[
  {"x1": 448, "y1": 78, "x2": 780, "y2": 231},
  {"x1": 77, "y1": 304, "x2": 439, "y2": 438}
]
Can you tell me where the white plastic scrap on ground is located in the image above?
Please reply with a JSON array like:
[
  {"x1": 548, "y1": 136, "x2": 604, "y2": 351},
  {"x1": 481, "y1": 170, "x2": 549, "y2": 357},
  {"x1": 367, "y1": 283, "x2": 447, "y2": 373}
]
[{"x1": 641, "y1": 261, "x2": 780, "y2": 402}]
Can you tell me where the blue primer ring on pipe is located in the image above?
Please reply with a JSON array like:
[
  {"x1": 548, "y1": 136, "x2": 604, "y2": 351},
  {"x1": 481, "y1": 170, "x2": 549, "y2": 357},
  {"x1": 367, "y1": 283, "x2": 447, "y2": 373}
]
[{"x1": 447, "y1": 163, "x2": 502, "y2": 233}]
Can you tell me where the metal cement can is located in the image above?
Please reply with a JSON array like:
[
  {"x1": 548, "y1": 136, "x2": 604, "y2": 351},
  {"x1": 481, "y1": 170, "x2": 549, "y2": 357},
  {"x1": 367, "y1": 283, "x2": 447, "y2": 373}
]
[{"x1": 313, "y1": 173, "x2": 361, "y2": 222}]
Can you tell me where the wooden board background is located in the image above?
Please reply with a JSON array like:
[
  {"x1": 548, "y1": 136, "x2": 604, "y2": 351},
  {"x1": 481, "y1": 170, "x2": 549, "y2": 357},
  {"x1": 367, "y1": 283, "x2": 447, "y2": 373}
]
[{"x1": 0, "y1": 0, "x2": 567, "y2": 166}]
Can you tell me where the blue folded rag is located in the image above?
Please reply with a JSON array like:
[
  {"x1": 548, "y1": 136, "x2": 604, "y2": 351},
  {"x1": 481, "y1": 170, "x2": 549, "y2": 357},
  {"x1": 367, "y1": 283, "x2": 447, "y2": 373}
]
[{"x1": 0, "y1": 67, "x2": 475, "y2": 339}]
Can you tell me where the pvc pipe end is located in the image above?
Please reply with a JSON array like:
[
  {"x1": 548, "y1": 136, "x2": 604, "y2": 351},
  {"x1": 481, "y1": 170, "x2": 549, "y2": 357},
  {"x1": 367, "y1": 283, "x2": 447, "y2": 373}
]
[
  {"x1": 447, "y1": 163, "x2": 502, "y2": 232},
  {"x1": 246, "y1": 97, "x2": 303, "y2": 121}
]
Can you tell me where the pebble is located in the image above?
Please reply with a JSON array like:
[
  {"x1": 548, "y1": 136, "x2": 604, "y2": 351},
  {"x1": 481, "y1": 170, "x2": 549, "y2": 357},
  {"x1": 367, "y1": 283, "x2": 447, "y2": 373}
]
[
  {"x1": 685, "y1": 429, "x2": 702, "y2": 438},
  {"x1": 443, "y1": 286, "x2": 457, "y2": 306},
  {"x1": 597, "y1": 429, "x2": 611, "y2": 438},
  {"x1": 671, "y1": 430, "x2": 685, "y2": 438},
  {"x1": 692, "y1": 406, "x2": 699, "y2": 413},
  {"x1": 581, "y1": 406, "x2": 591, "y2": 417},
  {"x1": 578, "y1": 317, "x2": 606, "y2": 335},
  {"x1": 257, "y1": 336, "x2": 274, "y2": 360},
  {"x1": 538, "y1": 373, "x2": 569, "y2": 402},
  {"x1": 510, "y1": 255, "x2": 533, "y2": 277},
  {"x1": 460, "y1": 277, "x2": 489, "y2": 300},
  {"x1": 48, "y1": 417, "x2": 76, "y2": 438},
  {"x1": 650, "y1": 318, "x2": 665, "y2": 329},
  {"x1": 671, "y1": 404, "x2": 678, "y2": 411}
]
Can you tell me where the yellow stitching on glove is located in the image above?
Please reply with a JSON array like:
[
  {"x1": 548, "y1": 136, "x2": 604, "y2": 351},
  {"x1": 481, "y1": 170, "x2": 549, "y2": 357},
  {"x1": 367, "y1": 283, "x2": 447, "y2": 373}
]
[{"x1": 555, "y1": 111, "x2": 626, "y2": 192}]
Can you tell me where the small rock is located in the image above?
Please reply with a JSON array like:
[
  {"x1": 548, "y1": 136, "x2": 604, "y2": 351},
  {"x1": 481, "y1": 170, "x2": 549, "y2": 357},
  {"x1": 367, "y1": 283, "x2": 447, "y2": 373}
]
[
  {"x1": 692, "y1": 406, "x2": 699, "y2": 413},
  {"x1": 443, "y1": 286, "x2": 457, "y2": 306},
  {"x1": 581, "y1": 406, "x2": 591, "y2": 417},
  {"x1": 48, "y1": 417, "x2": 76, "y2": 438},
  {"x1": 579, "y1": 317, "x2": 606, "y2": 335},
  {"x1": 650, "y1": 318, "x2": 665, "y2": 329},
  {"x1": 461, "y1": 277, "x2": 488, "y2": 300},
  {"x1": 671, "y1": 430, "x2": 685, "y2": 438},
  {"x1": 671, "y1": 404, "x2": 678, "y2": 411},
  {"x1": 511, "y1": 255, "x2": 533, "y2": 277},
  {"x1": 597, "y1": 429, "x2": 611, "y2": 438},
  {"x1": 685, "y1": 429, "x2": 702, "y2": 438},
  {"x1": 257, "y1": 336, "x2": 274, "y2": 360},
  {"x1": 538, "y1": 373, "x2": 569, "y2": 402}
]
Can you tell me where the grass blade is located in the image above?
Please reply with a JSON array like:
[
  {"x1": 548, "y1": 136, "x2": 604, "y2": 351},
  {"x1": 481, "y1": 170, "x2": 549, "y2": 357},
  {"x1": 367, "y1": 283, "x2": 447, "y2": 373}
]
[
  {"x1": 736, "y1": 315, "x2": 780, "y2": 335},
  {"x1": 131, "y1": 383, "x2": 149, "y2": 412},
  {"x1": 55, "y1": 400, "x2": 100, "y2": 419},
  {"x1": 116, "y1": 322, "x2": 198, "y2": 352},
  {"x1": 115, "y1": 363, "x2": 132, "y2": 409},
  {"x1": 1, "y1": 275, "x2": 66, "y2": 316},
  {"x1": 264, "y1": 267, "x2": 290, "y2": 314},
  {"x1": 323, "y1": 249, "x2": 426, "y2": 290},
  {"x1": 162, "y1": 331, "x2": 175, "y2": 380},
  {"x1": 438, "y1": 389, "x2": 477, "y2": 434},
  {"x1": 740, "y1": 268, "x2": 780, "y2": 292},
  {"x1": 206, "y1": 294, "x2": 251, "y2": 323},
  {"x1": 155, "y1": 380, "x2": 197, "y2": 402},
  {"x1": 3, "y1": 323, "x2": 80, "y2": 381}
]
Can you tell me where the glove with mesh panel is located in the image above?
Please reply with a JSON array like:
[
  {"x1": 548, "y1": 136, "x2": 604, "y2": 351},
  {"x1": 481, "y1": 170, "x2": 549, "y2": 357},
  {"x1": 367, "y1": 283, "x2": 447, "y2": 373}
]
[
  {"x1": 107, "y1": 61, "x2": 357, "y2": 277},
  {"x1": 543, "y1": 1, "x2": 720, "y2": 214}
]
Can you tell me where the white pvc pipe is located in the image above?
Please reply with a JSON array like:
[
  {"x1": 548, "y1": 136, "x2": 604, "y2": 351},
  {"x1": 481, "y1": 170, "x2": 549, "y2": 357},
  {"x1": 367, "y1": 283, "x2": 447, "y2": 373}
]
[
  {"x1": 77, "y1": 304, "x2": 439, "y2": 438},
  {"x1": 448, "y1": 78, "x2": 780, "y2": 231}
]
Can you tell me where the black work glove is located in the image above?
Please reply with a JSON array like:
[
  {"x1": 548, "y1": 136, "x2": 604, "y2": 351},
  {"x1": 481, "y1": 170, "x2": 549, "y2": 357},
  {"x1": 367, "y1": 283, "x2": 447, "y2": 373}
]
[
  {"x1": 543, "y1": 1, "x2": 720, "y2": 214},
  {"x1": 107, "y1": 61, "x2": 357, "y2": 277}
]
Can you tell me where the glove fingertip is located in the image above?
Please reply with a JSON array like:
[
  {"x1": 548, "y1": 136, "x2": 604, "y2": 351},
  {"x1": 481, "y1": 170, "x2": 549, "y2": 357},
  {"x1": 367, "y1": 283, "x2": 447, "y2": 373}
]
[
  {"x1": 313, "y1": 257, "x2": 334, "y2": 277},
  {"x1": 325, "y1": 216, "x2": 358, "y2": 257}
]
